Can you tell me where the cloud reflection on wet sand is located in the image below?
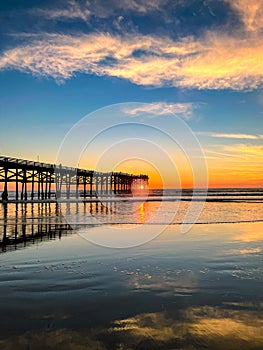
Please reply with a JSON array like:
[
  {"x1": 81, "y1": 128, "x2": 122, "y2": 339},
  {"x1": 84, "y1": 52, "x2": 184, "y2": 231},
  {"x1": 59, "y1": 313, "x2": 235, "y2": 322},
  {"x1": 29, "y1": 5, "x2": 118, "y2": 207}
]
[{"x1": 1, "y1": 304, "x2": 262, "y2": 350}]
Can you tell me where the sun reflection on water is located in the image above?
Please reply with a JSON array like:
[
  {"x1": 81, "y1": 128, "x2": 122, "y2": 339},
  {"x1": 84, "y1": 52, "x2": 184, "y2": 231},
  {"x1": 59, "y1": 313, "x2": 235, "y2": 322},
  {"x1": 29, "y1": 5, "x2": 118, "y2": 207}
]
[{"x1": 139, "y1": 203, "x2": 145, "y2": 223}]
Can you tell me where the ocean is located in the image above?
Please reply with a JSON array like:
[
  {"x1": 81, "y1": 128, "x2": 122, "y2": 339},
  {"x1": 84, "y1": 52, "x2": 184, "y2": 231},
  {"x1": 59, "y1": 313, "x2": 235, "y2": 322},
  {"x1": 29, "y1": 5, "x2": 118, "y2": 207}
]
[{"x1": 0, "y1": 188, "x2": 262, "y2": 349}]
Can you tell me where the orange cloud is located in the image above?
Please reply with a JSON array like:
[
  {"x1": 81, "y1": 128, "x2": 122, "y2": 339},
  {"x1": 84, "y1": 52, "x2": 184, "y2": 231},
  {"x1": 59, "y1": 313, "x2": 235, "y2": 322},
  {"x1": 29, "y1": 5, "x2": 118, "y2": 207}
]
[
  {"x1": 1, "y1": 30, "x2": 263, "y2": 90},
  {"x1": 199, "y1": 132, "x2": 261, "y2": 140}
]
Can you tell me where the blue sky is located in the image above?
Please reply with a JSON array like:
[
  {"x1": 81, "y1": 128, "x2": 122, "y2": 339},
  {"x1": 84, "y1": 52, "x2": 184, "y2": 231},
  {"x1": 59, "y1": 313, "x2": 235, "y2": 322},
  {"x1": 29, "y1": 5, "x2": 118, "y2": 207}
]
[{"x1": 0, "y1": 0, "x2": 263, "y2": 187}]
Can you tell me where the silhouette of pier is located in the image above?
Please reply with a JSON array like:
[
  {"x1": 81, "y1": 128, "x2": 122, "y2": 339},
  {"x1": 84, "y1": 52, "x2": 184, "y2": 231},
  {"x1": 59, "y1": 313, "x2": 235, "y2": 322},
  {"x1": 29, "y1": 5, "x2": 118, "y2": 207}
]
[
  {"x1": 0, "y1": 200, "x2": 144, "y2": 251},
  {"x1": 0, "y1": 156, "x2": 148, "y2": 202}
]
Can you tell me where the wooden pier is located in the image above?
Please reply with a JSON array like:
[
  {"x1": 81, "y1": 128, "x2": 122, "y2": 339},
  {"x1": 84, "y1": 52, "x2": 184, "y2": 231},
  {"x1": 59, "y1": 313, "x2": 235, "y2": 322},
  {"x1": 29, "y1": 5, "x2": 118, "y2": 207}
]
[{"x1": 0, "y1": 156, "x2": 148, "y2": 202}]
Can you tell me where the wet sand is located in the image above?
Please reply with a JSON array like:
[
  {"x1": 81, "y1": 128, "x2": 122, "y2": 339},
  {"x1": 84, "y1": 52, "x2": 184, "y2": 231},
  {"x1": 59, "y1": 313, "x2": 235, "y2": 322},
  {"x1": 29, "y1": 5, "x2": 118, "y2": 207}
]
[{"x1": 0, "y1": 222, "x2": 262, "y2": 349}]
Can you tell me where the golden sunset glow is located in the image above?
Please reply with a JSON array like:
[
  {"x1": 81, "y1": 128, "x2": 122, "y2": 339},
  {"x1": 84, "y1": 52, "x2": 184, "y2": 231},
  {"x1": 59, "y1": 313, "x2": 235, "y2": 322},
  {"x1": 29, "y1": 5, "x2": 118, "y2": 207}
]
[
  {"x1": 205, "y1": 144, "x2": 263, "y2": 187},
  {"x1": 114, "y1": 159, "x2": 163, "y2": 189}
]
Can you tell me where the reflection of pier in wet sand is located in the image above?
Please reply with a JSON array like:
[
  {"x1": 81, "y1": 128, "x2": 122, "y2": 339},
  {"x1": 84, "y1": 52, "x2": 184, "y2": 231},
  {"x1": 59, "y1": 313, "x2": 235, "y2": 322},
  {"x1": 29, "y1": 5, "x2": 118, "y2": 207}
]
[
  {"x1": 0, "y1": 202, "x2": 67, "y2": 252},
  {"x1": 0, "y1": 156, "x2": 148, "y2": 202},
  {"x1": 0, "y1": 201, "x2": 116, "y2": 252}
]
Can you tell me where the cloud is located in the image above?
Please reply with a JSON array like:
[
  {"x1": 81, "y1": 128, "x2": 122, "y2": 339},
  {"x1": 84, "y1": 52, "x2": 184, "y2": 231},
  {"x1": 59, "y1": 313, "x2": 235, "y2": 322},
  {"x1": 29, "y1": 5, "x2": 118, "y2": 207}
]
[
  {"x1": 225, "y1": 0, "x2": 263, "y2": 32},
  {"x1": 206, "y1": 144, "x2": 263, "y2": 161},
  {"x1": 32, "y1": 0, "x2": 263, "y2": 31},
  {"x1": 1, "y1": 30, "x2": 263, "y2": 90},
  {"x1": 122, "y1": 102, "x2": 196, "y2": 119},
  {"x1": 32, "y1": 0, "x2": 169, "y2": 21},
  {"x1": 200, "y1": 132, "x2": 261, "y2": 140},
  {"x1": 225, "y1": 144, "x2": 263, "y2": 157},
  {"x1": 93, "y1": 0, "x2": 169, "y2": 16},
  {"x1": 111, "y1": 306, "x2": 263, "y2": 348},
  {"x1": 3, "y1": 0, "x2": 263, "y2": 90},
  {"x1": 33, "y1": 0, "x2": 91, "y2": 22},
  {"x1": 204, "y1": 143, "x2": 263, "y2": 186},
  {"x1": 2, "y1": 306, "x2": 263, "y2": 349}
]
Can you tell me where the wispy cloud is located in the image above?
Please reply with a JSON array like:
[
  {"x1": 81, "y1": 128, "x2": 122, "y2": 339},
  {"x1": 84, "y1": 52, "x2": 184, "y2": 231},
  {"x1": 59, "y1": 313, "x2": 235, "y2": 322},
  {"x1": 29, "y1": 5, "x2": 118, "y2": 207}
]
[
  {"x1": 31, "y1": 0, "x2": 263, "y2": 35},
  {"x1": 32, "y1": 0, "x2": 91, "y2": 22},
  {"x1": 122, "y1": 102, "x2": 196, "y2": 119},
  {"x1": 199, "y1": 132, "x2": 261, "y2": 140},
  {"x1": 2, "y1": 1, "x2": 263, "y2": 90},
  {"x1": 224, "y1": 144, "x2": 263, "y2": 158},
  {"x1": 1, "y1": 31, "x2": 263, "y2": 90},
  {"x1": 205, "y1": 144, "x2": 263, "y2": 161},
  {"x1": 32, "y1": 0, "x2": 168, "y2": 22},
  {"x1": 91, "y1": 0, "x2": 169, "y2": 16},
  {"x1": 204, "y1": 143, "x2": 263, "y2": 186}
]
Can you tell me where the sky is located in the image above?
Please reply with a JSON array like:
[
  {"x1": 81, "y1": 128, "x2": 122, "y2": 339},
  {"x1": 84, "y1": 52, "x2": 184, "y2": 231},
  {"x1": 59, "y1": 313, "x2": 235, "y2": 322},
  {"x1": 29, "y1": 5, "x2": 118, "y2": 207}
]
[{"x1": 0, "y1": 0, "x2": 263, "y2": 188}]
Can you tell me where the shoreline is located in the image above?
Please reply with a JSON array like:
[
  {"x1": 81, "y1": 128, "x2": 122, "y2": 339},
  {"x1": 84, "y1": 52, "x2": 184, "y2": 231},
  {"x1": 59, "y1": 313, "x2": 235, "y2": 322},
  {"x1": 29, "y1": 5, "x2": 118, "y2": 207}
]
[{"x1": 1, "y1": 197, "x2": 262, "y2": 204}]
